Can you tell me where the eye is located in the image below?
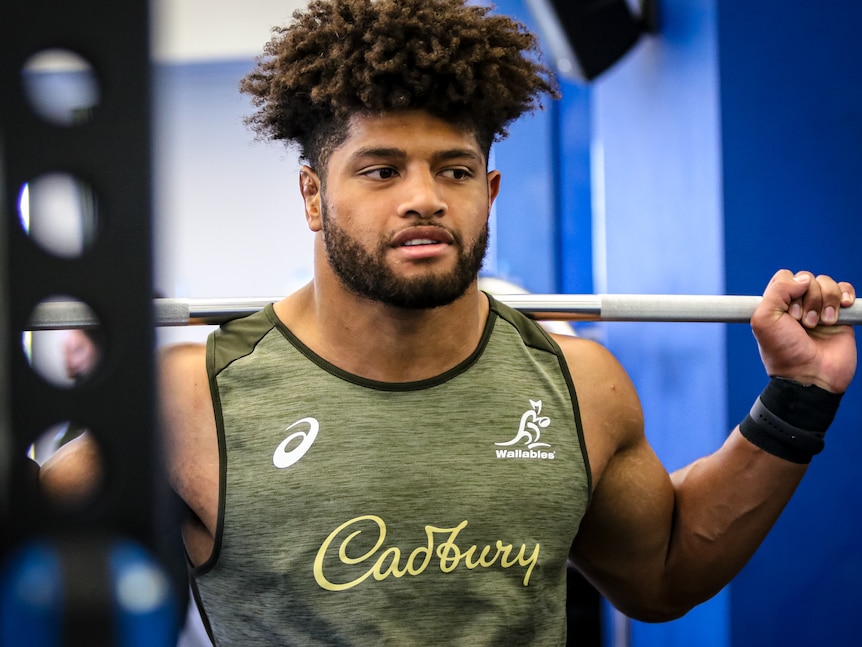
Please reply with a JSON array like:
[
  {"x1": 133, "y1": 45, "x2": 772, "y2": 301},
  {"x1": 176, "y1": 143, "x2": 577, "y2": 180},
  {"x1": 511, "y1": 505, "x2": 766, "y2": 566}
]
[
  {"x1": 362, "y1": 167, "x2": 398, "y2": 180},
  {"x1": 440, "y1": 168, "x2": 472, "y2": 181}
]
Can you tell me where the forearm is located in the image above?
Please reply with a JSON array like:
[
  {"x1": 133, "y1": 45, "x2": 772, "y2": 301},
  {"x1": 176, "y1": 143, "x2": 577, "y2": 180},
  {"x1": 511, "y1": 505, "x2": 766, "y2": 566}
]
[
  {"x1": 571, "y1": 428, "x2": 808, "y2": 622},
  {"x1": 661, "y1": 370, "x2": 845, "y2": 610},
  {"x1": 663, "y1": 428, "x2": 807, "y2": 608}
]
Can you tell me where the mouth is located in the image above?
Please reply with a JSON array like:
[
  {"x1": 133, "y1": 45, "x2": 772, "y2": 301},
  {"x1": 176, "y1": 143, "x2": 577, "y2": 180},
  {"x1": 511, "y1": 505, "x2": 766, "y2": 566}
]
[
  {"x1": 390, "y1": 225, "x2": 455, "y2": 261},
  {"x1": 402, "y1": 238, "x2": 438, "y2": 247},
  {"x1": 391, "y1": 226, "x2": 454, "y2": 248}
]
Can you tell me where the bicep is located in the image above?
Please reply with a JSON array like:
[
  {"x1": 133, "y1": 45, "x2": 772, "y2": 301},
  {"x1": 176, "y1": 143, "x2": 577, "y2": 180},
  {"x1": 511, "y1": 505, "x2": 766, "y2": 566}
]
[
  {"x1": 157, "y1": 343, "x2": 219, "y2": 535},
  {"x1": 555, "y1": 335, "x2": 677, "y2": 616},
  {"x1": 569, "y1": 437, "x2": 676, "y2": 613},
  {"x1": 157, "y1": 343, "x2": 212, "y2": 456}
]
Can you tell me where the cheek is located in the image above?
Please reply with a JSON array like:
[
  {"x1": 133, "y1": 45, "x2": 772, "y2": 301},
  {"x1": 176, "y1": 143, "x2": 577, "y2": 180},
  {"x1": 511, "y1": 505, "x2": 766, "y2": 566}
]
[
  {"x1": 465, "y1": 208, "x2": 491, "y2": 238},
  {"x1": 323, "y1": 206, "x2": 374, "y2": 246}
]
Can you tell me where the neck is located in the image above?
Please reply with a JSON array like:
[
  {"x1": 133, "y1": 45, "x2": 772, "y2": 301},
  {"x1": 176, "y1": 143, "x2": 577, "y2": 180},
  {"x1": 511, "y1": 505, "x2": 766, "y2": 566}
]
[{"x1": 274, "y1": 280, "x2": 489, "y2": 383}]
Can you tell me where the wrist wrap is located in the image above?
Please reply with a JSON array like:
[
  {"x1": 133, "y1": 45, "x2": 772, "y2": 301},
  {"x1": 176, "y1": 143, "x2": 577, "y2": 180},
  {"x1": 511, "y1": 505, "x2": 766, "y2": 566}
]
[{"x1": 739, "y1": 377, "x2": 843, "y2": 464}]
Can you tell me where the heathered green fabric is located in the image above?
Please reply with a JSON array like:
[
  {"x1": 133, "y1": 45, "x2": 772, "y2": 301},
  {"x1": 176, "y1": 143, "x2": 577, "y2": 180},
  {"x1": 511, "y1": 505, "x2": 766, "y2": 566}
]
[{"x1": 193, "y1": 295, "x2": 591, "y2": 646}]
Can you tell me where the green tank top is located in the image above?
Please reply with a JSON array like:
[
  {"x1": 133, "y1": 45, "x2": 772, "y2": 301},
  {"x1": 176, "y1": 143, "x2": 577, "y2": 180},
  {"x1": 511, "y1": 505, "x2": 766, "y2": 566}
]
[{"x1": 193, "y1": 295, "x2": 592, "y2": 646}]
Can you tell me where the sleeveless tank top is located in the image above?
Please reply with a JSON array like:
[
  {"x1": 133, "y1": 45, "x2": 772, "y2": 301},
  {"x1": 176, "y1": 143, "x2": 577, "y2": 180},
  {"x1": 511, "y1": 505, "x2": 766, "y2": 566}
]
[{"x1": 192, "y1": 295, "x2": 592, "y2": 646}]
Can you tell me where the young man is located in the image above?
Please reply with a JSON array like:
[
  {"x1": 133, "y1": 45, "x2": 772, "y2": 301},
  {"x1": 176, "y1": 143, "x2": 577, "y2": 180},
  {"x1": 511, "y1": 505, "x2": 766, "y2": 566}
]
[{"x1": 42, "y1": 0, "x2": 856, "y2": 644}]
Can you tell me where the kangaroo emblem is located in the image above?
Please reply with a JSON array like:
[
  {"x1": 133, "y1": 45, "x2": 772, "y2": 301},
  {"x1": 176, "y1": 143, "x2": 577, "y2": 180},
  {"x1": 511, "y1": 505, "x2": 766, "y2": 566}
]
[{"x1": 495, "y1": 399, "x2": 552, "y2": 449}]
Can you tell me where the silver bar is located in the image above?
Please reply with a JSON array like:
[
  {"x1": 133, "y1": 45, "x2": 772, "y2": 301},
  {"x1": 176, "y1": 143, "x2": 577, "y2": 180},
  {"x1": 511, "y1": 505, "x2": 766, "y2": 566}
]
[
  {"x1": 24, "y1": 294, "x2": 862, "y2": 330},
  {"x1": 186, "y1": 297, "x2": 277, "y2": 324},
  {"x1": 499, "y1": 294, "x2": 765, "y2": 323}
]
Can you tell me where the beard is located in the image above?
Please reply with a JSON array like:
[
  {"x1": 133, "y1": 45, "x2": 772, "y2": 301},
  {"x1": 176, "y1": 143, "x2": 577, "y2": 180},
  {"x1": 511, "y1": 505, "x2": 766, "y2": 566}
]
[{"x1": 321, "y1": 206, "x2": 489, "y2": 310}]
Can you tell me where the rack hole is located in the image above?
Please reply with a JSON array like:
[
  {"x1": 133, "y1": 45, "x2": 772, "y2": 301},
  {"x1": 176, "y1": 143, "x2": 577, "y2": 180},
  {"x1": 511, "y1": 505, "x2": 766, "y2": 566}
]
[
  {"x1": 36, "y1": 428, "x2": 106, "y2": 510},
  {"x1": 22, "y1": 48, "x2": 100, "y2": 125},
  {"x1": 24, "y1": 297, "x2": 104, "y2": 388},
  {"x1": 18, "y1": 172, "x2": 99, "y2": 258}
]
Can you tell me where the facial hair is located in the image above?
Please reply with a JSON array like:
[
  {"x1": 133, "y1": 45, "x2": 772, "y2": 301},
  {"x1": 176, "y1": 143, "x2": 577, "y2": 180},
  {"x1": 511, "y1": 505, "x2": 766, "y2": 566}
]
[{"x1": 321, "y1": 205, "x2": 488, "y2": 310}]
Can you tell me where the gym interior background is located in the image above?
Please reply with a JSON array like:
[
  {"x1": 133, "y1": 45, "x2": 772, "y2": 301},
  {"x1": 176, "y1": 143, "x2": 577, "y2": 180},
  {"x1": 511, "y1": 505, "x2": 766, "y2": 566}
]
[{"x1": 8, "y1": 0, "x2": 862, "y2": 645}]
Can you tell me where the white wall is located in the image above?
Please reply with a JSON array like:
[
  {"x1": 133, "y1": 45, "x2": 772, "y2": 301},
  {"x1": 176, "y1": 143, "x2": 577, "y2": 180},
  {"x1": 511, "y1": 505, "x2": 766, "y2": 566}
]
[
  {"x1": 151, "y1": 0, "x2": 308, "y2": 63},
  {"x1": 150, "y1": 1, "x2": 313, "y2": 345}
]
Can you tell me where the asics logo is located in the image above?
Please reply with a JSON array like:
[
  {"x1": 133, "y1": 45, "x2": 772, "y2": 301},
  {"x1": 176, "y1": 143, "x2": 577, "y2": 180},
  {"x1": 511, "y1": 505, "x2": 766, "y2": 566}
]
[{"x1": 273, "y1": 417, "x2": 319, "y2": 468}]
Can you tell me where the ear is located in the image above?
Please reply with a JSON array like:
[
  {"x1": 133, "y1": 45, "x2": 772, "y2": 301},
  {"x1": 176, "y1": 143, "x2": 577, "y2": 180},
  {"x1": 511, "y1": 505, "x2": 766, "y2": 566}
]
[
  {"x1": 299, "y1": 166, "x2": 323, "y2": 232},
  {"x1": 487, "y1": 170, "x2": 502, "y2": 212}
]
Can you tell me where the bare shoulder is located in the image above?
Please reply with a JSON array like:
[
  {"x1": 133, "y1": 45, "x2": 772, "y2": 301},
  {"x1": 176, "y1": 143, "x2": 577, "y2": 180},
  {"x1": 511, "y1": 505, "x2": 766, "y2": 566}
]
[
  {"x1": 158, "y1": 342, "x2": 213, "y2": 455},
  {"x1": 158, "y1": 342, "x2": 216, "y2": 438},
  {"x1": 158, "y1": 342, "x2": 219, "y2": 536},
  {"x1": 158, "y1": 343, "x2": 212, "y2": 455},
  {"x1": 157, "y1": 340, "x2": 213, "y2": 456},
  {"x1": 158, "y1": 342, "x2": 207, "y2": 388},
  {"x1": 551, "y1": 333, "x2": 632, "y2": 385},
  {"x1": 550, "y1": 334, "x2": 645, "y2": 478}
]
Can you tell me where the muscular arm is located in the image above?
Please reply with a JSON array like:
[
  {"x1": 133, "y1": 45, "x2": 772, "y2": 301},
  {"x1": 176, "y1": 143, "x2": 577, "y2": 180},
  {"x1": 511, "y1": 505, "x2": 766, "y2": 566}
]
[
  {"x1": 566, "y1": 270, "x2": 856, "y2": 622},
  {"x1": 570, "y1": 397, "x2": 805, "y2": 621},
  {"x1": 159, "y1": 343, "x2": 220, "y2": 567}
]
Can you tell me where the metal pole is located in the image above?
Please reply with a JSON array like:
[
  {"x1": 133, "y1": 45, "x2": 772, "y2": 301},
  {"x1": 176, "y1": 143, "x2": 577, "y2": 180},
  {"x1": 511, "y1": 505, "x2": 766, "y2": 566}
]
[
  {"x1": 24, "y1": 294, "x2": 862, "y2": 330},
  {"x1": 1, "y1": 0, "x2": 181, "y2": 642}
]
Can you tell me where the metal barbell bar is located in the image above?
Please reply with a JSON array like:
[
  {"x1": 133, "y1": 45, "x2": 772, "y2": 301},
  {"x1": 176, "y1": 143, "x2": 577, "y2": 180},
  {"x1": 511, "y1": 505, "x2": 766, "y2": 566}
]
[{"x1": 24, "y1": 294, "x2": 862, "y2": 331}]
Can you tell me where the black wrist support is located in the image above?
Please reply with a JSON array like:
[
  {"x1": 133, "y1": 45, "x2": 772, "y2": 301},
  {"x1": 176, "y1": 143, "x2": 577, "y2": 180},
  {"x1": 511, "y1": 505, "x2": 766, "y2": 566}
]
[{"x1": 739, "y1": 377, "x2": 843, "y2": 464}]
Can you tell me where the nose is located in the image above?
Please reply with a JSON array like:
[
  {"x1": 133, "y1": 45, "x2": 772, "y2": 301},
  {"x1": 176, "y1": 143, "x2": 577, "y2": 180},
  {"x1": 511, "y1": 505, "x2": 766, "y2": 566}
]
[{"x1": 398, "y1": 170, "x2": 446, "y2": 219}]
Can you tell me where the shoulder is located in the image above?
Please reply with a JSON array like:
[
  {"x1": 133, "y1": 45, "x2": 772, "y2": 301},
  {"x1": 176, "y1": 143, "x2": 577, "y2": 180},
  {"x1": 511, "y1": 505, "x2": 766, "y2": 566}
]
[
  {"x1": 158, "y1": 342, "x2": 211, "y2": 426},
  {"x1": 551, "y1": 333, "x2": 640, "y2": 414},
  {"x1": 158, "y1": 342, "x2": 220, "y2": 535},
  {"x1": 550, "y1": 334, "x2": 645, "y2": 480},
  {"x1": 158, "y1": 342, "x2": 210, "y2": 408},
  {"x1": 159, "y1": 341, "x2": 207, "y2": 376}
]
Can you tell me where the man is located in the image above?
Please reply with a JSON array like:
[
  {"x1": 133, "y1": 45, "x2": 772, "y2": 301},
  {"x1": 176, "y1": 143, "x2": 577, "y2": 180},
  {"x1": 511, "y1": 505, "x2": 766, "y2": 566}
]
[{"x1": 42, "y1": 0, "x2": 856, "y2": 644}]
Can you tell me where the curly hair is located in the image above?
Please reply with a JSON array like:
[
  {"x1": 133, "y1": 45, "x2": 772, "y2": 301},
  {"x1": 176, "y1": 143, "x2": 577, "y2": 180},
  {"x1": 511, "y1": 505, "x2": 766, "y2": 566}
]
[{"x1": 239, "y1": 0, "x2": 559, "y2": 172}]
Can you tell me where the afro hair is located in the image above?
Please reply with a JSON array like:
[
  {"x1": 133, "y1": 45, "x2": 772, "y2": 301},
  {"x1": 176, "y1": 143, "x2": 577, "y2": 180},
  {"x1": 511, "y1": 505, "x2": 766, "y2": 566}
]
[{"x1": 239, "y1": 0, "x2": 559, "y2": 171}]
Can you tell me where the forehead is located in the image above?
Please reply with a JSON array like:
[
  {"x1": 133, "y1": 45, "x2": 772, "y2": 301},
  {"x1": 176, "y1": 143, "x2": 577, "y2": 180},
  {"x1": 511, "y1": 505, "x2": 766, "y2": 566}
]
[{"x1": 334, "y1": 111, "x2": 484, "y2": 160}]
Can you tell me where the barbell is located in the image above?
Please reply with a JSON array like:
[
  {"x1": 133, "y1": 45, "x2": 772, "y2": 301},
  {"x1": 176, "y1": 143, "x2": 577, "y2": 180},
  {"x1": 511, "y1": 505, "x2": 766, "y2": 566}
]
[{"x1": 25, "y1": 294, "x2": 862, "y2": 330}]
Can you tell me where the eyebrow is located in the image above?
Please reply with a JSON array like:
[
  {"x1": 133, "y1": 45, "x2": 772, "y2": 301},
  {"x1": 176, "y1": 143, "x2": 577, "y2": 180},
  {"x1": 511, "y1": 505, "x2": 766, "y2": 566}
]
[
  {"x1": 348, "y1": 147, "x2": 484, "y2": 165},
  {"x1": 436, "y1": 149, "x2": 484, "y2": 164},
  {"x1": 348, "y1": 147, "x2": 407, "y2": 163}
]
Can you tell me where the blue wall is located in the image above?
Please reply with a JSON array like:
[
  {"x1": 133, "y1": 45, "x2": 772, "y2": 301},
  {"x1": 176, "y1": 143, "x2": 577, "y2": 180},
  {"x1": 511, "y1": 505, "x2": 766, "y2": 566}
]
[
  {"x1": 489, "y1": 0, "x2": 567, "y2": 294},
  {"x1": 719, "y1": 2, "x2": 862, "y2": 645}
]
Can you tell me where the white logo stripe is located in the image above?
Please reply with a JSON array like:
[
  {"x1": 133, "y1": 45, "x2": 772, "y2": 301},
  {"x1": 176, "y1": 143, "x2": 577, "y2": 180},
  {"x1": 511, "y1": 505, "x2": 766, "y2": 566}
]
[{"x1": 273, "y1": 417, "x2": 320, "y2": 468}]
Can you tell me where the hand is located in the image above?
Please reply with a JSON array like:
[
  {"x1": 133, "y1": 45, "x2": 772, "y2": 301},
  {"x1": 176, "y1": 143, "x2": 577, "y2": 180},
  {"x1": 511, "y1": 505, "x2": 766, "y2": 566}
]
[{"x1": 751, "y1": 269, "x2": 857, "y2": 393}]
